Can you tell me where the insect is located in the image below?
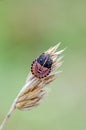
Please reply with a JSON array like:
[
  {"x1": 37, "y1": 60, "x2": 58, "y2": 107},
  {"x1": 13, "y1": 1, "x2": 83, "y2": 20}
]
[{"x1": 31, "y1": 53, "x2": 53, "y2": 78}]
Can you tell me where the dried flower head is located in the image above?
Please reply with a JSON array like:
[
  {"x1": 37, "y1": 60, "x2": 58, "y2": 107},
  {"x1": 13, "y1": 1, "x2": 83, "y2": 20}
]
[
  {"x1": 15, "y1": 43, "x2": 64, "y2": 110},
  {"x1": 0, "y1": 43, "x2": 64, "y2": 130}
]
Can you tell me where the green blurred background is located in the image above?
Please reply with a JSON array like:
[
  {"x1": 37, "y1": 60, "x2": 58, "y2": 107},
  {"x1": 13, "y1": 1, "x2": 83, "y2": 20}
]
[{"x1": 0, "y1": 0, "x2": 86, "y2": 130}]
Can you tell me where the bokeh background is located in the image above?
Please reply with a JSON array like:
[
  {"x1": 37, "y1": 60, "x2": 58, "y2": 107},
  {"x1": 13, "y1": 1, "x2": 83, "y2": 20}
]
[{"x1": 0, "y1": 0, "x2": 86, "y2": 130}]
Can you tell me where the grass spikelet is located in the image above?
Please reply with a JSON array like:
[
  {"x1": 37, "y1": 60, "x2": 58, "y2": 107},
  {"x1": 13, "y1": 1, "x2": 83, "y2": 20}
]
[{"x1": 0, "y1": 43, "x2": 64, "y2": 130}]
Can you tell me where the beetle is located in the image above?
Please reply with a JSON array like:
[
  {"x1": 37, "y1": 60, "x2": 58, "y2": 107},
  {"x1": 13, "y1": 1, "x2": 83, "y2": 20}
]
[{"x1": 31, "y1": 53, "x2": 53, "y2": 78}]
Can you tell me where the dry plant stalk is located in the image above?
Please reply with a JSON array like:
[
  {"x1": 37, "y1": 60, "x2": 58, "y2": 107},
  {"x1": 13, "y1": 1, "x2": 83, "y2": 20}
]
[{"x1": 0, "y1": 43, "x2": 64, "y2": 130}]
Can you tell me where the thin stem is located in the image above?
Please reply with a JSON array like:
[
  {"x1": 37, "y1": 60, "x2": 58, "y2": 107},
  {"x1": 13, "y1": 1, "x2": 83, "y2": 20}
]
[{"x1": 0, "y1": 100, "x2": 16, "y2": 130}]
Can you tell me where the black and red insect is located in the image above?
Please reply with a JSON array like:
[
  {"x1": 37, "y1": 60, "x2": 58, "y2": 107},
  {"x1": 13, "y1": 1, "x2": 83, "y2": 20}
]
[{"x1": 31, "y1": 53, "x2": 53, "y2": 78}]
